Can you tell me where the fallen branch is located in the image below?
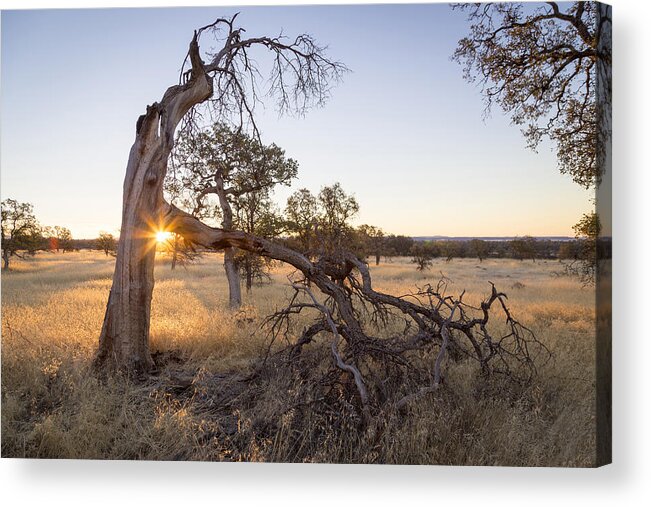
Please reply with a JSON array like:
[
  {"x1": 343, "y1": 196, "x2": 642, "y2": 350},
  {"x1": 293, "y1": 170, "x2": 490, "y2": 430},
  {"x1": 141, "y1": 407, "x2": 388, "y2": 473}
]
[
  {"x1": 162, "y1": 197, "x2": 549, "y2": 414},
  {"x1": 292, "y1": 281, "x2": 369, "y2": 408}
]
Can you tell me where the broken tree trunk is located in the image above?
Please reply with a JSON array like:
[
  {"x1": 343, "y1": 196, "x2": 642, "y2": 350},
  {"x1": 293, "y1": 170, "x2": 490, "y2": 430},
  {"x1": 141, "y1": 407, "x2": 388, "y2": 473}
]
[
  {"x1": 94, "y1": 14, "x2": 346, "y2": 373},
  {"x1": 95, "y1": 35, "x2": 212, "y2": 373}
]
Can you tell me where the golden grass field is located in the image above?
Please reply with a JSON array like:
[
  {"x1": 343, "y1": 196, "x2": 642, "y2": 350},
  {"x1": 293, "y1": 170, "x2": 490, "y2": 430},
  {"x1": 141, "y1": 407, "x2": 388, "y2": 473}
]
[{"x1": 1, "y1": 250, "x2": 597, "y2": 465}]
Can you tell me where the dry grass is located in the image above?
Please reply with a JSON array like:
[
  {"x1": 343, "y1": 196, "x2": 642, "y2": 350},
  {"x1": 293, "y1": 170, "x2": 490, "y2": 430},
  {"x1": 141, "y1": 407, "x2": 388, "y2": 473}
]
[{"x1": 1, "y1": 251, "x2": 596, "y2": 465}]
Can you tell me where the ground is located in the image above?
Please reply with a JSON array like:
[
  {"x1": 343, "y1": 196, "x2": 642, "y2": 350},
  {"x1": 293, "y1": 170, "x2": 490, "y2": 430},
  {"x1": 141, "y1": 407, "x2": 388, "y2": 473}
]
[{"x1": 1, "y1": 250, "x2": 597, "y2": 465}]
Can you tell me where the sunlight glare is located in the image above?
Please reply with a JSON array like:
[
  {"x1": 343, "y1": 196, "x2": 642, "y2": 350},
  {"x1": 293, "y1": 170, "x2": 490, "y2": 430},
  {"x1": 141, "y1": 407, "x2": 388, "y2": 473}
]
[{"x1": 155, "y1": 231, "x2": 172, "y2": 243}]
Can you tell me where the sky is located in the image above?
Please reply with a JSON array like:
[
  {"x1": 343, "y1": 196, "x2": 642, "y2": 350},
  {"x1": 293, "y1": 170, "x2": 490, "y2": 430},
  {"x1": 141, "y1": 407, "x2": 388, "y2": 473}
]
[{"x1": 0, "y1": 2, "x2": 593, "y2": 239}]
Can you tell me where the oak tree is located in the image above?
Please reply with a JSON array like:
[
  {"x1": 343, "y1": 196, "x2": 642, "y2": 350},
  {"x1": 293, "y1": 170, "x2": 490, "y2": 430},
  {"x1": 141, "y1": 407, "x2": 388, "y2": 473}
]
[
  {"x1": 1, "y1": 199, "x2": 42, "y2": 270},
  {"x1": 357, "y1": 224, "x2": 385, "y2": 266},
  {"x1": 285, "y1": 183, "x2": 359, "y2": 259},
  {"x1": 510, "y1": 236, "x2": 538, "y2": 262},
  {"x1": 438, "y1": 240, "x2": 462, "y2": 263},
  {"x1": 171, "y1": 123, "x2": 297, "y2": 306},
  {"x1": 284, "y1": 188, "x2": 319, "y2": 255},
  {"x1": 161, "y1": 233, "x2": 201, "y2": 270},
  {"x1": 384, "y1": 234, "x2": 415, "y2": 258},
  {"x1": 48, "y1": 226, "x2": 74, "y2": 253},
  {"x1": 410, "y1": 241, "x2": 434, "y2": 271},
  {"x1": 454, "y1": 2, "x2": 611, "y2": 284},
  {"x1": 563, "y1": 211, "x2": 601, "y2": 284},
  {"x1": 232, "y1": 192, "x2": 285, "y2": 292},
  {"x1": 453, "y1": 1, "x2": 612, "y2": 189},
  {"x1": 468, "y1": 238, "x2": 490, "y2": 262},
  {"x1": 315, "y1": 182, "x2": 359, "y2": 255},
  {"x1": 96, "y1": 232, "x2": 117, "y2": 257}
]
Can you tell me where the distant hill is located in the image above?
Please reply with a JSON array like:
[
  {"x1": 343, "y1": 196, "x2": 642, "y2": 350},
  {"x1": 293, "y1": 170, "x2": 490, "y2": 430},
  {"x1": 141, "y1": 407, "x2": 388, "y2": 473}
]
[{"x1": 412, "y1": 236, "x2": 574, "y2": 242}]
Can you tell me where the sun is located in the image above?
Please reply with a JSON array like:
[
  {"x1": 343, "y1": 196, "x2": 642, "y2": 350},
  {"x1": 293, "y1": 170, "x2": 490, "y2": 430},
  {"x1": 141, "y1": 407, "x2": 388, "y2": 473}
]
[{"x1": 155, "y1": 231, "x2": 172, "y2": 243}]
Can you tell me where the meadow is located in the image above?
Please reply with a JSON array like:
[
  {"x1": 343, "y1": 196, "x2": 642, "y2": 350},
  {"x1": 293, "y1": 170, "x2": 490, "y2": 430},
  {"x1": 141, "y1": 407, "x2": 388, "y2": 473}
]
[{"x1": 1, "y1": 250, "x2": 597, "y2": 465}]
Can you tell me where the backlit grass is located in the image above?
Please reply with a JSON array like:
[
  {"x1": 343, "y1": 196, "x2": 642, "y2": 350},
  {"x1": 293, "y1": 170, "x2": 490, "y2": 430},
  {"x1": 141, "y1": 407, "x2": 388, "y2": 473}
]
[{"x1": 1, "y1": 251, "x2": 597, "y2": 465}]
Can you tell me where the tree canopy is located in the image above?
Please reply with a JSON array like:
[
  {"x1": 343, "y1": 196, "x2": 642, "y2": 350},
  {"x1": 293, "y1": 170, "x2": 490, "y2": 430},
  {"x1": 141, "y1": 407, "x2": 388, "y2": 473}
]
[
  {"x1": 171, "y1": 122, "x2": 299, "y2": 298},
  {"x1": 1, "y1": 199, "x2": 43, "y2": 270},
  {"x1": 171, "y1": 123, "x2": 298, "y2": 221},
  {"x1": 96, "y1": 232, "x2": 117, "y2": 257},
  {"x1": 453, "y1": 2, "x2": 612, "y2": 190},
  {"x1": 285, "y1": 183, "x2": 359, "y2": 257},
  {"x1": 563, "y1": 211, "x2": 601, "y2": 284}
]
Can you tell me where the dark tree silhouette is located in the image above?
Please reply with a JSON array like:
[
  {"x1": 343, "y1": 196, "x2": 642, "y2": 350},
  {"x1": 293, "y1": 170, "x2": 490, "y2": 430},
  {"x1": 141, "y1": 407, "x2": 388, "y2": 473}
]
[
  {"x1": 469, "y1": 238, "x2": 489, "y2": 262},
  {"x1": 96, "y1": 232, "x2": 117, "y2": 257},
  {"x1": 510, "y1": 236, "x2": 538, "y2": 262},
  {"x1": 384, "y1": 235, "x2": 415, "y2": 258},
  {"x1": 410, "y1": 242, "x2": 434, "y2": 271},
  {"x1": 1, "y1": 199, "x2": 42, "y2": 270},
  {"x1": 232, "y1": 193, "x2": 285, "y2": 292},
  {"x1": 438, "y1": 241, "x2": 462, "y2": 263},
  {"x1": 562, "y1": 211, "x2": 601, "y2": 285},
  {"x1": 453, "y1": 2, "x2": 612, "y2": 189},
  {"x1": 285, "y1": 188, "x2": 319, "y2": 254},
  {"x1": 54, "y1": 226, "x2": 74, "y2": 253},
  {"x1": 358, "y1": 224, "x2": 385, "y2": 266}
]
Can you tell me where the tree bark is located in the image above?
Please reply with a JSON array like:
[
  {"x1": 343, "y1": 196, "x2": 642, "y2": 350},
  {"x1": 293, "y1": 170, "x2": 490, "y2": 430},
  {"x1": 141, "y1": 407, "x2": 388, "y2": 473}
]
[
  {"x1": 95, "y1": 35, "x2": 212, "y2": 373},
  {"x1": 2, "y1": 248, "x2": 9, "y2": 270},
  {"x1": 215, "y1": 172, "x2": 242, "y2": 308},
  {"x1": 245, "y1": 258, "x2": 253, "y2": 293},
  {"x1": 224, "y1": 247, "x2": 241, "y2": 307},
  {"x1": 171, "y1": 235, "x2": 178, "y2": 270}
]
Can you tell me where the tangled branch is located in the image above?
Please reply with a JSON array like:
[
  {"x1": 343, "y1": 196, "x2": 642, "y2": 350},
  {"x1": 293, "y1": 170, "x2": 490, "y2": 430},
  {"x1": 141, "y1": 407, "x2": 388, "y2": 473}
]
[
  {"x1": 260, "y1": 251, "x2": 550, "y2": 414},
  {"x1": 452, "y1": 2, "x2": 611, "y2": 189}
]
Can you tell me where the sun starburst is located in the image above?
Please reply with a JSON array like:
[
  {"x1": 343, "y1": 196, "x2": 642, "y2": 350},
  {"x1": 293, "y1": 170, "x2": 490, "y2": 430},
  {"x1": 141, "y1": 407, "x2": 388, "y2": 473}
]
[{"x1": 155, "y1": 231, "x2": 172, "y2": 243}]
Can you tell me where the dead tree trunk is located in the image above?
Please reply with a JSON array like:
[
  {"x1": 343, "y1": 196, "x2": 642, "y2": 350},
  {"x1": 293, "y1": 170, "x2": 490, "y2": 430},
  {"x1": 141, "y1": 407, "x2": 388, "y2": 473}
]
[
  {"x1": 95, "y1": 35, "x2": 212, "y2": 373},
  {"x1": 94, "y1": 15, "x2": 346, "y2": 373},
  {"x1": 161, "y1": 202, "x2": 547, "y2": 406}
]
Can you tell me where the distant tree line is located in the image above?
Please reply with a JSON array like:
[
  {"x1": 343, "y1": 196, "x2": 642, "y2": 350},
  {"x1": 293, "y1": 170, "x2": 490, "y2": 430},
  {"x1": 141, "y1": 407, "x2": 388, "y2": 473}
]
[
  {"x1": 1, "y1": 198, "x2": 77, "y2": 269},
  {"x1": 369, "y1": 234, "x2": 610, "y2": 269},
  {"x1": 346, "y1": 234, "x2": 601, "y2": 266},
  {"x1": 282, "y1": 224, "x2": 606, "y2": 269},
  {"x1": 1, "y1": 198, "x2": 123, "y2": 269},
  {"x1": 2, "y1": 196, "x2": 606, "y2": 278}
]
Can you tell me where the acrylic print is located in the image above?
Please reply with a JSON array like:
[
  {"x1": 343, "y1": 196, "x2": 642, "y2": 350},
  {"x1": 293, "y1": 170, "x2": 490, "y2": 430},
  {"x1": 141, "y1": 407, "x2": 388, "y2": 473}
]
[{"x1": 1, "y1": 2, "x2": 611, "y2": 466}]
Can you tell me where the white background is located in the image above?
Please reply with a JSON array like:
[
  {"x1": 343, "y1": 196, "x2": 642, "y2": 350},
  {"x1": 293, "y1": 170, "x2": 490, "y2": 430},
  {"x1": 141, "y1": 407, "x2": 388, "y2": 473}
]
[{"x1": 1, "y1": 0, "x2": 649, "y2": 505}]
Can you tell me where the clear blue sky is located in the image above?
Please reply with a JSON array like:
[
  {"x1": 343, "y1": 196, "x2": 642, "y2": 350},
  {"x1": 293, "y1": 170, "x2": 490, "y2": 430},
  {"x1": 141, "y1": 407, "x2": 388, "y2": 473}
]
[{"x1": 1, "y1": 3, "x2": 591, "y2": 238}]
